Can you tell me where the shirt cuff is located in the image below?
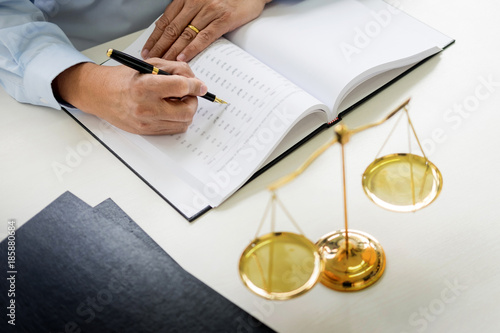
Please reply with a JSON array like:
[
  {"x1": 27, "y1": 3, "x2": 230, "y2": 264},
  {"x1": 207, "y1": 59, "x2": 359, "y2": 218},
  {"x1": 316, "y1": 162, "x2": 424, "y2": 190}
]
[{"x1": 23, "y1": 43, "x2": 94, "y2": 110}]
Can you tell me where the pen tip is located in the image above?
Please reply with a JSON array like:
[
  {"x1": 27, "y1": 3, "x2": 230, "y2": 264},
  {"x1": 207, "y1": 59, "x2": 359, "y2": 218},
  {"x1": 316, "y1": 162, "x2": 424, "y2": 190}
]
[
  {"x1": 215, "y1": 97, "x2": 228, "y2": 104},
  {"x1": 107, "y1": 49, "x2": 113, "y2": 57}
]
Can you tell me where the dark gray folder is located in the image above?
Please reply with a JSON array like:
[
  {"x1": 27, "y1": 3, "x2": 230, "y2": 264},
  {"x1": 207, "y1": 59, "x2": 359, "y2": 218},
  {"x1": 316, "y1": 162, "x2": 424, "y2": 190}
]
[{"x1": 0, "y1": 192, "x2": 273, "y2": 333}]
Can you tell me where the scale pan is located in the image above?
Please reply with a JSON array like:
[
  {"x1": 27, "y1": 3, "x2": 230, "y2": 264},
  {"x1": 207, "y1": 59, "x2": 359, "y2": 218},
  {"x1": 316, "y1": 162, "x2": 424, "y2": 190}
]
[
  {"x1": 239, "y1": 232, "x2": 322, "y2": 300},
  {"x1": 362, "y1": 153, "x2": 442, "y2": 212}
]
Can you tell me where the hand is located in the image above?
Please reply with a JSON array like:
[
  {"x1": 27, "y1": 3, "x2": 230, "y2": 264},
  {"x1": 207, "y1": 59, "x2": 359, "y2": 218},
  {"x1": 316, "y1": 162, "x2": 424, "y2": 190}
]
[
  {"x1": 53, "y1": 59, "x2": 208, "y2": 135},
  {"x1": 141, "y1": 0, "x2": 272, "y2": 62}
]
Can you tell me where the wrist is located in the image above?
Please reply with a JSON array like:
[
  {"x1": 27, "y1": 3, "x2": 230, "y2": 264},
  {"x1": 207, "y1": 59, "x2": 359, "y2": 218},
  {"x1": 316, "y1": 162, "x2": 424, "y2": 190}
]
[{"x1": 52, "y1": 62, "x2": 107, "y2": 113}]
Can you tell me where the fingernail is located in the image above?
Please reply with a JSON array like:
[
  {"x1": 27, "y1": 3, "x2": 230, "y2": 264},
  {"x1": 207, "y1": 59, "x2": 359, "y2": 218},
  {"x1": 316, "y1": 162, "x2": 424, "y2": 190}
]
[
  {"x1": 141, "y1": 49, "x2": 149, "y2": 59},
  {"x1": 177, "y1": 53, "x2": 186, "y2": 62},
  {"x1": 200, "y1": 84, "x2": 208, "y2": 95}
]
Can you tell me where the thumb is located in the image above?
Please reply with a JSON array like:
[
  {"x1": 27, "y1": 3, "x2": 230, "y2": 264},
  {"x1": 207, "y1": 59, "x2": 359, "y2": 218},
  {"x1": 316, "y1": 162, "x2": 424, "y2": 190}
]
[
  {"x1": 192, "y1": 78, "x2": 208, "y2": 97},
  {"x1": 178, "y1": 77, "x2": 208, "y2": 98}
]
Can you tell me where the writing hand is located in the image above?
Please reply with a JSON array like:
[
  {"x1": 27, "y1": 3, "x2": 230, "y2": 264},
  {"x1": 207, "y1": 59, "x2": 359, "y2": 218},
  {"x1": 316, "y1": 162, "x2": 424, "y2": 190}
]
[
  {"x1": 141, "y1": 0, "x2": 272, "y2": 62},
  {"x1": 53, "y1": 59, "x2": 208, "y2": 135}
]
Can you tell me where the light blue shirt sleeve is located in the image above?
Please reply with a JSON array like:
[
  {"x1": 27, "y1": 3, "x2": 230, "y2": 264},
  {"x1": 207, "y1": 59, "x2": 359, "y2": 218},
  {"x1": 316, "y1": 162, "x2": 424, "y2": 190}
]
[{"x1": 0, "y1": 0, "x2": 93, "y2": 109}]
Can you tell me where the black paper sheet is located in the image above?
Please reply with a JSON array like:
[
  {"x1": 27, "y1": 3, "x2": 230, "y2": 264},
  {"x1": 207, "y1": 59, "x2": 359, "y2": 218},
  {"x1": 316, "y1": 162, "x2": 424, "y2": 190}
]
[{"x1": 0, "y1": 192, "x2": 273, "y2": 333}]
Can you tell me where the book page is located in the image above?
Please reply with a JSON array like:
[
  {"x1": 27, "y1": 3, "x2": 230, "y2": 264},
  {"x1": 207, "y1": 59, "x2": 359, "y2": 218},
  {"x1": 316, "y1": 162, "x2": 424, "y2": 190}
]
[
  {"x1": 139, "y1": 39, "x2": 327, "y2": 206},
  {"x1": 226, "y1": 0, "x2": 452, "y2": 113},
  {"x1": 103, "y1": 32, "x2": 329, "y2": 209}
]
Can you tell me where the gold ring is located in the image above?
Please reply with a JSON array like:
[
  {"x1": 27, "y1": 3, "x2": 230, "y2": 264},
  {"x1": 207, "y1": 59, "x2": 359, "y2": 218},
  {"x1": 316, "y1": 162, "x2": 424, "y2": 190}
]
[{"x1": 187, "y1": 24, "x2": 200, "y2": 34}]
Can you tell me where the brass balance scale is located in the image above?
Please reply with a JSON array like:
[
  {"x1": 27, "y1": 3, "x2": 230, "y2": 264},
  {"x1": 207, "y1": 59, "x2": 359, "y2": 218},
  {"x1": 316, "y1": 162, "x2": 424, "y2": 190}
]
[{"x1": 238, "y1": 98, "x2": 443, "y2": 300}]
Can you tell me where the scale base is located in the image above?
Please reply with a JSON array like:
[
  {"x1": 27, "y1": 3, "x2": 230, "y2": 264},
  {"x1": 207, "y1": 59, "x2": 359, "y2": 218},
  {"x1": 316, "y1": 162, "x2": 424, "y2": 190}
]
[{"x1": 316, "y1": 229, "x2": 386, "y2": 292}]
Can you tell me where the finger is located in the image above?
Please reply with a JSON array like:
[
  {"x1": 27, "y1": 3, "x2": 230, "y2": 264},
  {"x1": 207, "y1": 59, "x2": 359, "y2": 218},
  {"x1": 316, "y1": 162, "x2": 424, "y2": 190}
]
[
  {"x1": 141, "y1": 2, "x2": 183, "y2": 59},
  {"x1": 146, "y1": 58, "x2": 195, "y2": 78},
  {"x1": 176, "y1": 22, "x2": 224, "y2": 62},
  {"x1": 162, "y1": 8, "x2": 219, "y2": 61},
  {"x1": 176, "y1": 10, "x2": 234, "y2": 62},
  {"x1": 129, "y1": 118, "x2": 191, "y2": 135},
  {"x1": 141, "y1": 74, "x2": 208, "y2": 99},
  {"x1": 144, "y1": 5, "x2": 200, "y2": 59},
  {"x1": 146, "y1": 98, "x2": 197, "y2": 134},
  {"x1": 160, "y1": 95, "x2": 199, "y2": 123},
  {"x1": 161, "y1": 24, "x2": 198, "y2": 61},
  {"x1": 125, "y1": 96, "x2": 198, "y2": 135},
  {"x1": 145, "y1": 18, "x2": 184, "y2": 59}
]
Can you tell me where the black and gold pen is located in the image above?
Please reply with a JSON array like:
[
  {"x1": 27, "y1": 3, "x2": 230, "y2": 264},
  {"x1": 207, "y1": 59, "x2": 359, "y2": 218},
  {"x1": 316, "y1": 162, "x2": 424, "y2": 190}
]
[{"x1": 106, "y1": 49, "x2": 227, "y2": 104}]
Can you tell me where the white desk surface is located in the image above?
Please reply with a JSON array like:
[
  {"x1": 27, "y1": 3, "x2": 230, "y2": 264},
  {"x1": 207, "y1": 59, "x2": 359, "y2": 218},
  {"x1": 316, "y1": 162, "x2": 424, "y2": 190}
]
[{"x1": 1, "y1": 1, "x2": 500, "y2": 332}]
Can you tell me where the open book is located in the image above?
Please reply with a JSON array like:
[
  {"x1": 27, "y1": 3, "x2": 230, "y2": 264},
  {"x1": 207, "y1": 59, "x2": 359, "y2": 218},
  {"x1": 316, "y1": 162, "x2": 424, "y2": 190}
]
[{"x1": 68, "y1": 0, "x2": 453, "y2": 220}]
